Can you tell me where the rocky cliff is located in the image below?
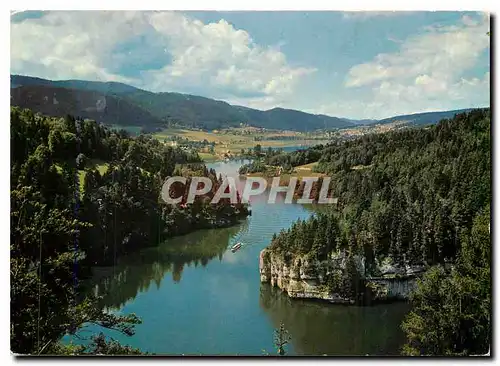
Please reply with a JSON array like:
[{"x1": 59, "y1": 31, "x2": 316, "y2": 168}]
[{"x1": 259, "y1": 248, "x2": 426, "y2": 304}]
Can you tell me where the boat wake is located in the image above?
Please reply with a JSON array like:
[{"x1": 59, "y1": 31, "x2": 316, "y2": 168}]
[{"x1": 231, "y1": 242, "x2": 242, "y2": 253}]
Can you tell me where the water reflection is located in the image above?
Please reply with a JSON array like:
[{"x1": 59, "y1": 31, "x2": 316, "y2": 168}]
[
  {"x1": 74, "y1": 159, "x2": 409, "y2": 355},
  {"x1": 91, "y1": 223, "x2": 245, "y2": 310},
  {"x1": 259, "y1": 284, "x2": 410, "y2": 356}
]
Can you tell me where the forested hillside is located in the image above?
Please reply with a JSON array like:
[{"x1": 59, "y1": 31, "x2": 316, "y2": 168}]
[
  {"x1": 11, "y1": 85, "x2": 164, "y2": 131},
  {"x1": 377, "y1": 108, "x2": 474, "y2": 126},
  {"x1": 267, "y1": 108, "x2": 491, "y2": 355},
  {"x1": 10, "y1": 107, "x2": 249, "y2": 354},
  {"x1": 12, "y1": 75, "x2": 478, "y2": 133},
  {"x1": 11, "y1": 75, "x2": 355, "y2": 131}
]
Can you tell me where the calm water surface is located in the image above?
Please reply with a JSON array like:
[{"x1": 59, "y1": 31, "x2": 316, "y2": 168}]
[{"x1": 71, "y1": 159, "x2": 410, "y2": 355}]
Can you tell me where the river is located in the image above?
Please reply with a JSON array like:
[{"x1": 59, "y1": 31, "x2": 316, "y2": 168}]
[{"x1": 70, "y1": 159, "x2": 410, "y2": 356}]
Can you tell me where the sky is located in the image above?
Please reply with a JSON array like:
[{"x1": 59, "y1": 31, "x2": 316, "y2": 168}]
[{"x1": 10, "y1": 11, "x2": 490, "y2": 119}]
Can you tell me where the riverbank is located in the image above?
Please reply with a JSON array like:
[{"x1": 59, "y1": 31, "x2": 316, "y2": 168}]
[{"x1": 67, "y1": 159, "x2": 411, "y2": 356}]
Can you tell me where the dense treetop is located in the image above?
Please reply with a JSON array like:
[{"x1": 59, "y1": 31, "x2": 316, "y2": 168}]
[
  {"x1": 10, "y1": 107, "x2": 248, "y2": 354},
  {"x1": 266, "y1": 108, "x2": 491, "y2": 355}
]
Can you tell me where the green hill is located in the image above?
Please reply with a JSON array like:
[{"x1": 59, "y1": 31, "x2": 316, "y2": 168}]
[{"x1": 11, "y1": 74, "x2": 355, "y2": 131}]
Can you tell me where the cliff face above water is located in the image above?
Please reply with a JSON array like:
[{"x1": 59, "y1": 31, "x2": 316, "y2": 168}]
[{"x1": 259, "y1": 248, "x2": 426, "y2": 304}]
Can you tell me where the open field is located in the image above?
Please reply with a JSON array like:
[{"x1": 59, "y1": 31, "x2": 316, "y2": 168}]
[
  {"x1": 197, "y1": 152, "x2": 220, "y2": 162},
  {"x1": 247, "y1": 161, "x2": 324, "y2": 180},
  {"x1": 153, "y1": 128, "x2": 329, "y2": 149},
  {"x1": 294, "y1": 162, "x2": 319, "y2": 171},
  {"x1": 153, "y1": 127, "x2": 330, "y2": 161}
]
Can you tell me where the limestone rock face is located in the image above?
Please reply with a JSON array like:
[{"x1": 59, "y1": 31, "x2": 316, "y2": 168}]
[
  {"x1": 259, "y1": 248, "x2": 425, "y2": 304},
  {"x1": 259, "y1": 249, "x2": 357, "y2": 303}
]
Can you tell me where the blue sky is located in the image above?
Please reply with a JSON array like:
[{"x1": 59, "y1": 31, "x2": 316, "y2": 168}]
[{"x1": 11, "y1": 11, "x2": 490, "y2": 119}]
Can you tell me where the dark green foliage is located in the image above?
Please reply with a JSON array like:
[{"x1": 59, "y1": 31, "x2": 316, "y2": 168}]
[
  {"x1": 240, "y1": 143, "x2": 324, "y2": 172},
  {"x1": 402, "y1": 207, "x2": 490, "y2": 356},
  {"x1": 253, "y1": 144, "x2": 262, "y2": 156},
  {"x1": 265, "y1": 144, "x2": 324, "y2": 168},
  {"x1": 11, "y1": 75, "x2": 356, "y2": 131},
  {"x1": 377, "y1": 108, "x2": 474, "y2": 126},
  {"x1": 238, "y1": 144, "x2": 323, "y2": 173},
  {"x1": 270, "y1": 108, "x2": 490, "y2": 267},
  {"x1": 269, "y1": 213, "x2": 343, "y2": 260},
  {"x1": 75, "y1": 153, "x2": 87, "y2": 169},
  {"x1": 267, "y1": 109, "x2": 491, "y2": 353},
  {"x1": 50, "y1": 333, "x2": 144, "y2": 355},
  {"x1": 10, "y1": 107, "x2": 249, "y2": 354},
  {"x1": 238, "y1": 160, "x2": 267, "y2": 174}
]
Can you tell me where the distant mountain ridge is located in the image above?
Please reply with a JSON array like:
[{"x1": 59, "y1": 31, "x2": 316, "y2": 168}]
[
  {"x1": 377, "y1": 109, "x2": 476, "y2": 126},
  {"x1": 11, "y1": 74, "x2": 355, "y2": 131},
  {"x1": 10, "y1": 75, "x2": 142, "y2": 94},
  {"x1": 10, "y1": 74, "x2": 481, "y2": 131},
  {"x1": 11, "y1": 84, "x2": 162, "y2": 129}
]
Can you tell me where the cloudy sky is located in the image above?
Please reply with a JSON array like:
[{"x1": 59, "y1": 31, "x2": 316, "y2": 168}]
[{"x1": 11, "y1": 11, "x2": 490, "y2": 119}]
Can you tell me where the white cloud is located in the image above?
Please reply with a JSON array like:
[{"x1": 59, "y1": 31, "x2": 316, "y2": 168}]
[
  {"x1": 143, "y1": 13, "x2": 316, "y2": 103},
  {"x1": 10, "y1": 11, "x2": 490, "y2": 120},
  {"x1": 12, "y1": 12, "x2": 143, "y2": 82},
  {"x1": 319, "y1": 70, "x2": 489, "y2": 119},
  {"x1": 11, "y1": 11, "x2": 315, "y2": 107},
  {"x1": 329, "y1": 12, "x2": 490, "y2": 119},
  {"x1": 345, "y1": 13, "x2": 490, "y2": 88}
]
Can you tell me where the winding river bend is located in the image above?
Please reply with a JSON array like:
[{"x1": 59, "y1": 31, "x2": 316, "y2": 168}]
[{"x1": 75, "y1": 159, "x2": 410, "y2": 356}]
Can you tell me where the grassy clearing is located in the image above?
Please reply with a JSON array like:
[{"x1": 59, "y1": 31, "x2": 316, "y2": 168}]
[
  {"x1": 289, "y1": 169, "x2": 324, "y2": 179},
  {"x1": 294, "y1": 162, "x2": 318, "y2": 171},
  {"x1": 78, "y1": 163, "x2": 108, "y2": 192},
  {"x1": 284, "y1": 162, "x2": 323, "y2": 178},
  {"x1": 197, "y1": 152, "x2": 219, "y2": 162},
  {"x1": 55, "y1": 160, "x2": 110, "y2": 192}
]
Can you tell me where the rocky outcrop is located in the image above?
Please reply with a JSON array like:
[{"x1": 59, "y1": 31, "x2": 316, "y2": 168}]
[{"x1": 259, "y1": 248, "x2": 425, "y2": 305}]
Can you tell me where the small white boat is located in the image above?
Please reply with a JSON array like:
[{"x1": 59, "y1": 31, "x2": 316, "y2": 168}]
[{"x1": 231, "y1": 242, "x2": 242, "y2": 252}]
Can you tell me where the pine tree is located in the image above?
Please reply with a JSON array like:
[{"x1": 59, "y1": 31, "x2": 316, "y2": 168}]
[{"x1": 274, "y1": 322, "x2": 292, "y2": 356}]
